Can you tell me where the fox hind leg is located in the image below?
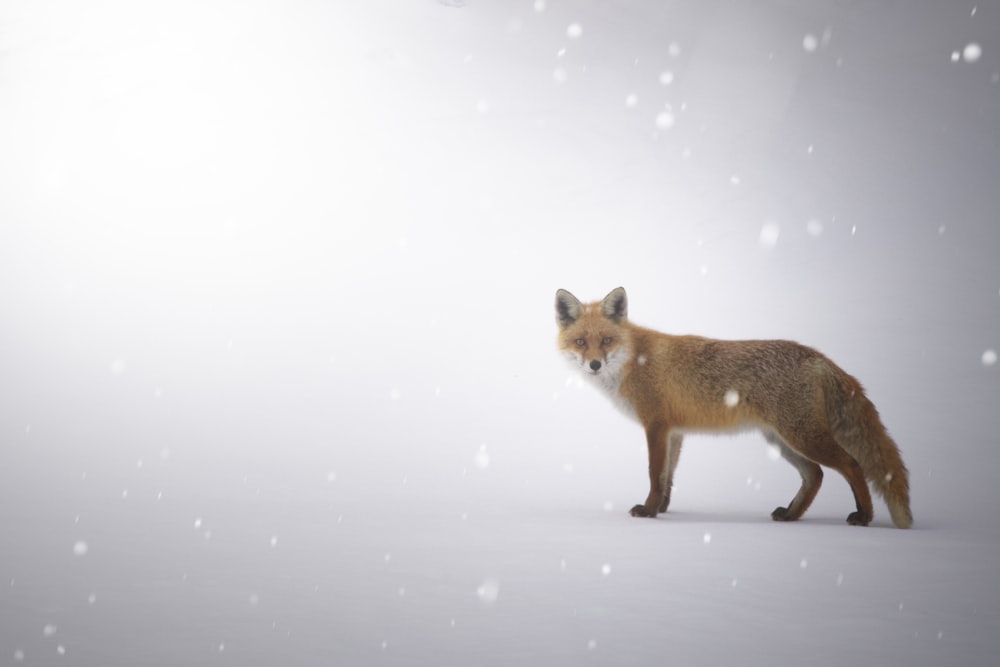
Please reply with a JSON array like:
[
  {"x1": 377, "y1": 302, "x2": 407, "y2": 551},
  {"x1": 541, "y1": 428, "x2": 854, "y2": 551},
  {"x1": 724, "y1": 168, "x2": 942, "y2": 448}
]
[
  {"x1": 768, "y1": 430, "x2": 875, "y2": 526},
  {"x1": 765, "y1": 432, "x2": 824, "y2": 522},
  {"x1": 796, "y1": 433, "x2": 874, "y2": 526}
]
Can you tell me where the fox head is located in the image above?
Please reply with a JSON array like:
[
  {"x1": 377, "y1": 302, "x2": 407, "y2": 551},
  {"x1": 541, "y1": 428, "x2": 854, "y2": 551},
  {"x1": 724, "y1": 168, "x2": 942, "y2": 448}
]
[{"x1": 555, "y1": 287, "x2": 630, "y2": 378}]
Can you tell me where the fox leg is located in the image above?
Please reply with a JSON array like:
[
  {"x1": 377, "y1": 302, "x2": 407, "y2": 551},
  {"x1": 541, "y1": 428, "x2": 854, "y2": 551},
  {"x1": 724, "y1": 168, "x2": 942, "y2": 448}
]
[
  {"x1": 630, "y1": 423, "x2": 670, "y2": 518},
  {"x1": 839, "y1": 459, "x2": 874, "y2": 526},
  {"x1": 796, "y1": 434, "x2": 874, "y2": 526},
  {"x1": 659, "y1": 432, "x2": 684, "y2": 513},
  {"x1": 765, "y1": 432, "x2": 824, "y2": 522}
]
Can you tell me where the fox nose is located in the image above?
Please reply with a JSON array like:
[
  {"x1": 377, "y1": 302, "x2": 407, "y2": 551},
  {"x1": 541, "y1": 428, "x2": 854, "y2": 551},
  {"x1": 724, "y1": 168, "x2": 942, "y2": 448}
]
[{"x1": 589, "y1": 360, "x2": 602, "y2": 372}]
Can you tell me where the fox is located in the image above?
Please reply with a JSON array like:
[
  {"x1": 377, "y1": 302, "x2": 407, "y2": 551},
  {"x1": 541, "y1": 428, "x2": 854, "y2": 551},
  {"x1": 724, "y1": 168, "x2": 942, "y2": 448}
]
[{"x1": 555, "y1": 287, "x2": 912, "y2": 528}]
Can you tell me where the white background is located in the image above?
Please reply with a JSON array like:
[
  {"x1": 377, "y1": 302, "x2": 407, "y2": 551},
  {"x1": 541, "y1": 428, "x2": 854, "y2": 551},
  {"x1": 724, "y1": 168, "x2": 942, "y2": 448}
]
[{"x1": 2, "y1": 1, "x2": 999, "y2": 664}]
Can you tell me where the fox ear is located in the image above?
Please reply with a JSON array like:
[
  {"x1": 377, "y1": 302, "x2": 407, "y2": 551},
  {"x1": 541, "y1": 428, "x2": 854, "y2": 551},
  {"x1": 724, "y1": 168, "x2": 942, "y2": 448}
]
[
  {"x1": 555, "y1": 289, "x2": 583, "y2": 329},
  {"x1": 600, "y1": 287, "x2": 628, "y2": 322}
]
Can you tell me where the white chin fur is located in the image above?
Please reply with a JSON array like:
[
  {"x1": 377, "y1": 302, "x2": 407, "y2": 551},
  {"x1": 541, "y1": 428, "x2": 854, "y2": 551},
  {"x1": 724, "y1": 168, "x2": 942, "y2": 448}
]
[{"x1": 568, "y1": 346, "x2": 638, "y2": 422}]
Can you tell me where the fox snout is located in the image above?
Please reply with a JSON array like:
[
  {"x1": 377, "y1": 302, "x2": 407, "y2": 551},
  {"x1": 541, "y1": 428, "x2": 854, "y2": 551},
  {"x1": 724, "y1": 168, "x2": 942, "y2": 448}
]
[{"x1": 589, "y1": 360, "x2": 602, "y2": 372}]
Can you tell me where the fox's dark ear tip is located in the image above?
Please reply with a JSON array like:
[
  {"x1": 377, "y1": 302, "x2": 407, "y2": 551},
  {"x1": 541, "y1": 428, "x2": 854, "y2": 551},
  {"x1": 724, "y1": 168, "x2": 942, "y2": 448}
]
[{"x1": 555, "y1": 288, "x2": 576, "y2": 301}]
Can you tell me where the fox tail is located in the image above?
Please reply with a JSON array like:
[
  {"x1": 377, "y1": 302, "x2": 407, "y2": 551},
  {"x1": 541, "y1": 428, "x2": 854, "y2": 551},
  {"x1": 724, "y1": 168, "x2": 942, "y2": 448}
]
[{"x1": 825, "y1": 367, "x2": 913, "y2": 529}]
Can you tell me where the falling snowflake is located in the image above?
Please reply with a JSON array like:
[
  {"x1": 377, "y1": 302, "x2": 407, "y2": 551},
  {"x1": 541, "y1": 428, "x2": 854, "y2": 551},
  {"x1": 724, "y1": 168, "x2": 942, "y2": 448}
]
[
  {"x1": 567, "y1": 23, "x2": 582, "y2": 39},
  {"x1": 963, "y1": 43, "x2": 983, "y2": 63},
  {"x1": 724, "y1": 389, "x2": 740, "y2": 408},
  {"x1": 655, "y1": 111, "x2": 675, "y2": 129},
  {"x1": 474, "y1": 444, "x2": 490, "y2": 469},
  {"x1": 982, "y1": 349, "x2": 997, "y2": 366},
  {"x1": 759, "y1": 221, "x2": 780, "y2": 248},
  {"x1": 476, "y1": 578, "x2": 500, "y2": 604}
]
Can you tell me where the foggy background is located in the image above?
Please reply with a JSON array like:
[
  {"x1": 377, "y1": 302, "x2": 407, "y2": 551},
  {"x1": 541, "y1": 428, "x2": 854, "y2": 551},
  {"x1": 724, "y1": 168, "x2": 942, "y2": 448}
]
[{"x1": 2, "y1": 1, "x2": 999, "y2": 665}]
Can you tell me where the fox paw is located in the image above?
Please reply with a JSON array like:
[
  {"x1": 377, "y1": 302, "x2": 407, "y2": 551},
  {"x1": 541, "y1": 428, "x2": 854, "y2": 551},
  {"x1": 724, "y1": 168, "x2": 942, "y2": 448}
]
[
  {"x1": 629, "y1": 504, "x2": 657, "y2": 518},
  {"x1": 846, "y1": 511, "x2": 872, "y2": 526},
  {"x1": 771, "y1": 506, "x2": 797, "y2": 522}
]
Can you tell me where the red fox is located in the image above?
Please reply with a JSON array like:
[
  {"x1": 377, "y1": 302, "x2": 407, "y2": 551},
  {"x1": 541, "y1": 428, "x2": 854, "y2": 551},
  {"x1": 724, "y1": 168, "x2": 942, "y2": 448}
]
[{"x1": 555, "y1": 287, "x2": 912, "y2": 528}]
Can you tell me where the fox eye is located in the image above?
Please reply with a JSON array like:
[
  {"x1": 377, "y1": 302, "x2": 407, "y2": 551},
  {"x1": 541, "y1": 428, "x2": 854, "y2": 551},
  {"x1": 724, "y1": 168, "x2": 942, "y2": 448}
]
[
  {"x1": 601, "y1": 337, "x2": 613, "y2": 346},
  {"x1": 575, "y1": 338, "x2": 586, "y2": 347}
]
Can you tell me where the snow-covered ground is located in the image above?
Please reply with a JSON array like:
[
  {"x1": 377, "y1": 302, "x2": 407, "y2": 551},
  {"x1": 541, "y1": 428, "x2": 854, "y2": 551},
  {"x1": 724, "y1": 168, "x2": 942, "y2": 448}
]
[{"x1": 2, "y1": 1, "x2": 999, "y2": 664}]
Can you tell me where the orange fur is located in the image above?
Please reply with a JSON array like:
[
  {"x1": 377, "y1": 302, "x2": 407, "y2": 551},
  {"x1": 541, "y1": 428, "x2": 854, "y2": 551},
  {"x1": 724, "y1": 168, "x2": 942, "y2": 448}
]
[{"x1": 556, "y1": 287, "x2": 912, "y2": 528}]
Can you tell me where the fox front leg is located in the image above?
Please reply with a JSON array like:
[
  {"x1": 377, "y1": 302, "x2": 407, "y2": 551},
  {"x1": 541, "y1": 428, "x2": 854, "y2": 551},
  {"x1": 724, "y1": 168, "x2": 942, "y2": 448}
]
[{"x1": 630, "y1": 423, "x2": 670, "y2": 518}]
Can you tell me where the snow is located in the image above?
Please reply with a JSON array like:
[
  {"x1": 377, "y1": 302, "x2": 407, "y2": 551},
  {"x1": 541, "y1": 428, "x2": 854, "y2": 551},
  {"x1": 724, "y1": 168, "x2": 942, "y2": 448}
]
[
  {"x1": 806, "y1": 218, "x2": 825, "y2": 237},
  {"x1": 724, "y1": 389, "x2": 740, "y2": 408},
  {"x1": 759, "y1": 221, "x2": 781, "y2": 248},
  {"x1": 654, "y1": 109, "x2": 676, "y2": 130},
  {"x1": 2, "y1": 1, "x2": 1000, "y2": 665},
  {"x1": 964, "y1": 43, "x2": 983, "y2": 63}
]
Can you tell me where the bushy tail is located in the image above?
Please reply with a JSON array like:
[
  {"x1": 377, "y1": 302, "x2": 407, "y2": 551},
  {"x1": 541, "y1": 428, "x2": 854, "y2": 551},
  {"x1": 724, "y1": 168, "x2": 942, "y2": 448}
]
[{"x1": 824, "y1": 368, "x2": 913, "y2": 528}]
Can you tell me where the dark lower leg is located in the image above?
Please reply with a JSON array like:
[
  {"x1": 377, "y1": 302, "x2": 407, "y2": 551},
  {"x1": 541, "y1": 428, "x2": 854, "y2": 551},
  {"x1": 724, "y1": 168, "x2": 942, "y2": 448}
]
[
  {"x1": 839, "y1": 460, "x2": 873, "y2": 526},
  {"x1": 631, "y1": 424, "x2": 668, "y2": 518}
]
